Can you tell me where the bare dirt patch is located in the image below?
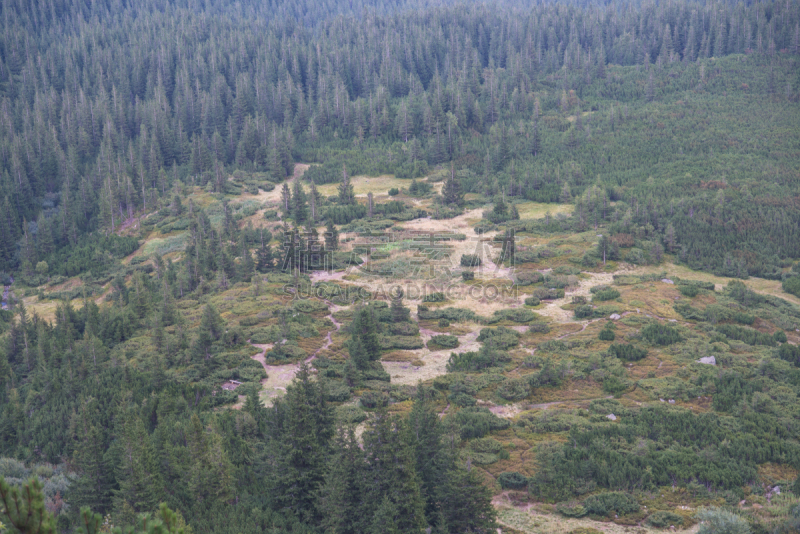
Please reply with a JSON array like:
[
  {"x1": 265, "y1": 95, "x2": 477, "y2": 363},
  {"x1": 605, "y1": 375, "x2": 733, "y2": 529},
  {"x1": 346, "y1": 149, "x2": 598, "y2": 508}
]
[
  {"x1": 250, "y1": 305, "x2": 344, "y2": 405},
  {"x1": 536, "y1": 271, "x2": 616, "y2": 323},
  {"x1": 382, "y1": 329, "x2": 481, "y2": 385}
]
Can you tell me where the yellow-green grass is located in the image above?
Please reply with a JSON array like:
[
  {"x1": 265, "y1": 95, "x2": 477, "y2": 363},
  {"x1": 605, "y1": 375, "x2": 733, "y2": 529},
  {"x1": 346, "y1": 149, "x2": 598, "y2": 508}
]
[
  {"x1": 313, "y1": 174, "x2": 420, "y2": 198},
  {"x1": 515, "y1": 202, "x2": 574, "y2": 220},
  {"x1": 632, "y1": 261, "x2": 800, "y2": 305},
  {"x1": 497, "y1": 506, "x2": 700, "y2": 533}
]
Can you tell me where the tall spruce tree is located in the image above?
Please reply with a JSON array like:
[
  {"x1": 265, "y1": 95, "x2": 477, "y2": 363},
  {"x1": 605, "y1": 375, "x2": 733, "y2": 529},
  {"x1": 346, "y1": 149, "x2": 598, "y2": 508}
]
[
  {"x1": 362, "y1": 410, "x2": 427, "y2": 533},
  {"x1": 324, "y1": 219, "x2": 339, "y2": 251},
  {"x1": 338, "y1": 165, "x2": 355, "y2": 205},
  {"x1": 111, "y1": 413, "x2": 166, "y2": 524},
  {"x1": 271, "y1": 363, "x2": 334, "y2": 523},
  {"x1": 442, "y1": 164, "x2": 464, "y2": 206}
]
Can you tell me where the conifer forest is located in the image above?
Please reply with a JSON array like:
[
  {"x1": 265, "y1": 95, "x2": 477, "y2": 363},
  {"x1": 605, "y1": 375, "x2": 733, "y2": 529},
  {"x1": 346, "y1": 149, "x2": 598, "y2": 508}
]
[{"x1": 1, "y1": 0, "x2": 800, "y2": 532}]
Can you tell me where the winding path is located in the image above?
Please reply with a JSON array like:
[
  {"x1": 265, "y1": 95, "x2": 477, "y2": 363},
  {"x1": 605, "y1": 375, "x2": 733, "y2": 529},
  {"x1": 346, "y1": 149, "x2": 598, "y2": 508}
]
[{"x1": 249, "y1": 302, "x2": 344, "y2": 405}]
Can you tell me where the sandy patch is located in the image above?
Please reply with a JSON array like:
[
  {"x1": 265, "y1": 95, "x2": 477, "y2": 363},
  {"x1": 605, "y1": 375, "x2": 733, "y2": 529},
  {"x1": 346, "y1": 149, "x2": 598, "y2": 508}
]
[
  {"x1": 382, "y1": 329, "x2": 481, "y2": 385},
  {"x1": 483, "y1": 401, "x2": 525, "y2": 419},
  {"x1": 313, "y1": 174, "x2": 424, "y2": 199},
  {"x1": 536, "y1": 271, "x2": 616, "y2": 323},
  {"x1": 249, "y1": 305, "x2": 343, "y2": 406},
  {"x1": 514, "y1": 201, "x2": 574, "y2": 220}
]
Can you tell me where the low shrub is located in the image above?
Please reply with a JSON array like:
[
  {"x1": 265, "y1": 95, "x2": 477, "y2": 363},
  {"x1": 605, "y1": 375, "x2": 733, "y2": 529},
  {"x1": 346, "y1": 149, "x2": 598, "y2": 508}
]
[
  {"x1": 532, "y1": 288, "x2": 565, "y2": 300},
  {"x1": 446, "y1": 347, "x2": 511, "y2": 372},
  {"x1": 497, "y1": 471, "x2": 529, "y2": 490},
  {"x1": 641, "y1": 323, "x2": 683, "y2": 345},
  {"x1": 557, "y1": 502, "x2": 588, "y2": 518},
  {"x1": 324, "y1": 381, "x2": 352, "y2": 402},
  {"x1": 470, "y1": 437, "x2": 504, "y2": 454},
  {"x1": 679, "y1": 285, "x2": 699, "y2": 297},
  {"x1": 448, "y1": 392, "x2": 477, "y2": 407},
  {"x1": 592, "y1": 288, "x2": 621, "y2": 302},
  {"x1": 528, "y1": 323, "x2": 551, "y2": 334},
  {"x1": 716, "y1": 324, "x2": 775, "y2": 347},
  {"x1": 379, "y1": 335, "x2": 424, "y2": 350},
  {"x1": 266, "y1": 343, "x2": 307, "y2": 362},
  {"x1": 461, "y1": 271, "x2": 474, "y2": 281},
  {"x1": 477, "y1": 327, "x2": 520, "y2": 349},
  {"x1": 360, "y1": 390, "x2": 389, "y2": 408},
  {"x1": 486, "y1": 308, "x2": 539, "y2": 324},
  {"x1": 239, "y1": 316, "x2": 262, "y2": 327},
  {"x1": 524, "y1": 296, "x2": 541, "y2": 306},
  {"x1": 423, "y1": 292, "x2": 447, "y2": 303},
  {"x1": 460, "y1": 254, "x2": 482, "y2": 267},
  {"x1": 449, "y1": 406, "x2": 510, "y2": 439},
  {"x1": 515, "y1": 271, "x2": 543, "y2": 286},
  {"x1": 778, "y1": 343, "x2": 800, "y2": 366},
  {"x1": 335, "y1": 405, "x2": 367, "y2": 424},
  {"x1": 417, "y1": 306, "x2": 477, "y2": 322},
  {"x1": 609, "y1": 343, "x2": 648, "y2": 362},
  {"x1": 429, "y1": 334, "x2": 459, "y2": 349},
  {"x1": 496, "y1": 378, "x2": 529, "y2": 400},
  {"x1": 598, "y1": 326, "x2": 616, "y2": 341},
  {"x1": 583, "y1": 492, "x2": 639, "y2": 516},
  {"x1": 646, "y1": 510, "x2": 684, "y2": 528}
]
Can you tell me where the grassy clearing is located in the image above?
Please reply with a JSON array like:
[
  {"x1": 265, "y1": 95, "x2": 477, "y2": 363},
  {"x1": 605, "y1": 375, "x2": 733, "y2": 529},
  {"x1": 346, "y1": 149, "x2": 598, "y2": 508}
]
[
  {"x1": 314, "y1": 174, "x2": 421, "y2": 198},
  {"x1": 515, "y1": 202, "x2": 574, "y2": 220},
  {"x1": 497, "y1": 506, "x2": 700, "y2": 533},
  {"x1": 139, "y1": 233, "x2": 189, "y2": 257}
]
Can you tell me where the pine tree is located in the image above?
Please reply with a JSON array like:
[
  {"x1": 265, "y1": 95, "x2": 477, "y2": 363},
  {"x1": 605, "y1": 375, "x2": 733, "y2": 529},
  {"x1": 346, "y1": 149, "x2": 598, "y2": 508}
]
[
  {"x1": 271, "y1": 363, "x2": 334, "y2": 523},
  {"x1": 292, "y1": 178, "x2": 308, "y2": 223},
  {"x1": 442, "y1": 164, "x2": 463, "y2": 206},
  {"x1": 405, "y1": 386, "x2": 445, "y2": 522},
  {"x1": 560, "y1": 182, "x2": 573, "y2": 203},
  {"x1": 362, "y1": 410, "x2": 427, "y2": 533},
  {"x1": 112, "y1": 413, "x2": 165, "y2": 522},
  {"x1": 0, "y1": 476, "x2": 57, "y2": 534},
  {"x1": 280, "y1": 182, "x2": 292, "y2": 218},
  {"x1": 324, "y1": 220, "x2": 339, "y2": 251},
  {"x1": 348, "y1": 307, "x2": 381, "y2": 368},
  {"x1": 318, "y1": 427, "x2": 368, "y2": 534},
  {"x1": 665, "y1": 222, "x2": 677, "y2": 252},
  {"x1": 256, "y1": 242, "x2": 274, "y2": 273},
  {"x1": 390, "y1": 291, "x2": 410, "y2": 323},
  {"x1": 338, "y1": 165, "x2": 355, "y2": 205},
  {"x1": 437, "y1": 458, "x2": 497, "y2": 533},
  {"x1": 186, "y1": 414, "x2": 234, "y2": 505},
  {"x1": 530, "y1": 119, "x2": 541, "y2": 157},
  {"x1": 36, "y1": 213, "x2": 55, "y2": 258},
  {"x1": 370, "y1": 496, "x2": 402, "y2": 534},
  {"x1": 309, "y1": 180, "x2": 319, "y2": 221},
  {"x1": 71, "y1": 403, "x2": 113, "y2": 514},
  {"x1": 237, "y1": 240, "x2": 255, "y2": 281}
]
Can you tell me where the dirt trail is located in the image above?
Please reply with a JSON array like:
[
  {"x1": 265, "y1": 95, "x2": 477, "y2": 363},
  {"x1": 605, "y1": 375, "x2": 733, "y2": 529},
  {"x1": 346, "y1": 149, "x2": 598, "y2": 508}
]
[
  {"x1": 251, "y1": 303, "x2": 344, "y2": 405},
  {"x1": 536, "y1": 271, "x2": 616, "y2": 323},
  {"x1": 526, "y1": 395, "x2": 614, "y2": 411},
  {"x1": 382, "y1": 329, "x2": 481, "y2": 385},
  {"x1": 555, "y1": 318, "x2": 603, "y2": 339}
]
